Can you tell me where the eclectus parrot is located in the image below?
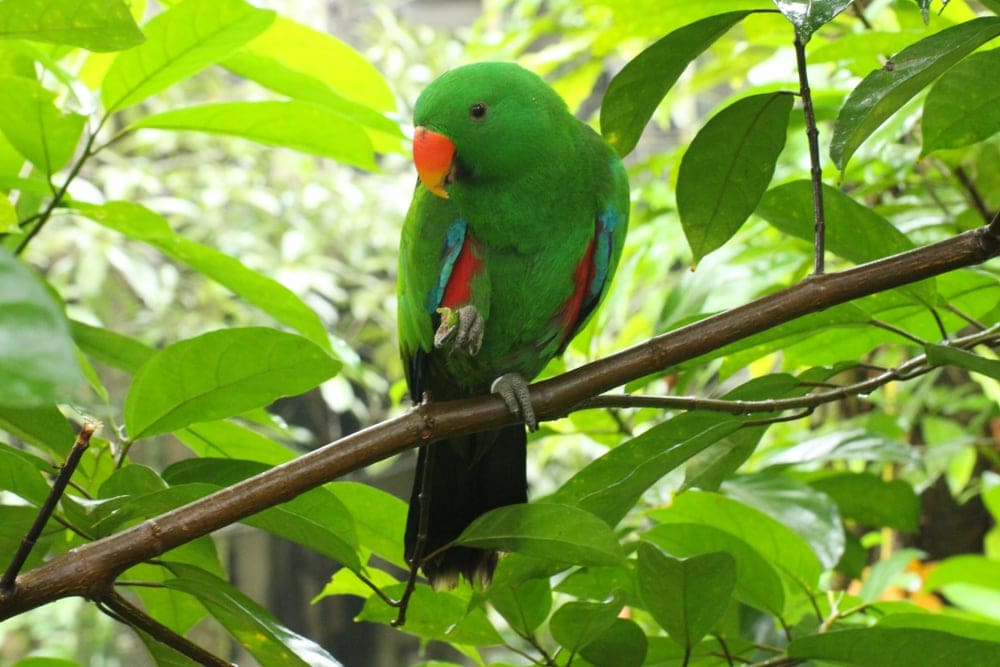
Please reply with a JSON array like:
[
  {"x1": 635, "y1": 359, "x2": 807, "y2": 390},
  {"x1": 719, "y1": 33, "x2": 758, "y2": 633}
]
[{"x1": 398, "y1": 62, "x2": 629, "y2": 588}]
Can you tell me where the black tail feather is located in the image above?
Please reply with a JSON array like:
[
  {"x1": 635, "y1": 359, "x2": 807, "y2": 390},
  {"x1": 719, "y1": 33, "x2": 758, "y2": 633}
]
[{"x1": 404, "y1": 425, "x2": 527, "y2": 588}]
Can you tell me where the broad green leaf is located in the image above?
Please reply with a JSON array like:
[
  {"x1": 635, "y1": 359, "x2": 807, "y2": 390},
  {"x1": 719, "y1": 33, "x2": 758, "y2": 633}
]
[
  {"x1": 123, "y1": 327, "x2": 339, "y2": 439},
  {"x1": 0, "y1": 443, "x2": 52, "y2": 505},
  {"x1": 650, "y1": 491, "x2": 823, "y2": 600},
  {"x1": 0, "y1": 506, "x2": 55, "y2": 571},
  {"x1": 878, "y1": 613, "x2": 1000, "y2": 643},
  {"x1": 789, "y1": 627, "x2": 1000, "y2": 665},
  {"x1": 487, "y1": 577, "x2": 551, "y2": 636},
  {"x1": 723, "y1": 473, "x2": 844, "y2": 570},
  {"x1": 810, "y1": 472, "x2": 920, "y2": 531},
  {"x1": 922, "y1": 49, "x2": 1000, "y2": 154},
  {"x1": 773, "y1": 0, "x2": 853, "y2": 39},
  {"x1": 925, "y1": 554, "x2": 1000, "y2": 593},
  {"x1": 831, "y1": 16, "x2": 1000, "y2": 169},
  {"x1": 0, "y1": 247, "x2": 83, "y2": 407},
  {"x1": 0, "y1": 195, "x2": 15, "y2": 232},
  {"x1": 600, "y1": 11, "x2": 754, "y2": 157},
  {"x1": 549, "y1": 592, "x2": 624, "y2": 653},
  {"x1": 678, "y1": 92, "x2": 793, "y2": 263},
  {"x1": 164, "y1": 563, "x2": 342, "y2": 667},
  {"x1": 101, "y1": 0, "x2": 275, "y2": 112},
  {"x1": 984, "y1": 0, "x2": 1000, "y2": 15},
  {"x1": 579, "y1": 618, "x2": 648, "y2": 667},
  {"x1": 456, "y1": 503, "x2": 624, "y2": 566},
  {"x1": 549, "y1": 413, "x2": 743, "y2": 526},
  {"x1": 0, "y1": 75, "x2": 85, "y2": 175},
  {"x1": 762, "y1": 428, "x2": 918, "y2": 467},
  {"x1": 177, "y1": 420, "x2": 298, "y2": 465},
  {"x1": 358, "y1": 583, "x2": 503, "y2": 645},
  {"x1": 130, "y1": 101, "x2": 376, "y2": 170},
  {"x1": 645, "y1": 523, "x2": 785, "y2": 615},
  {"x1": 0, "y1": 0, "x2": 144, "y2": 51},
  {"x1": 0, "y1": 404, "x2": 76, "y2": 456},
  {"x1": 925, "y1": 343, "x2": 1000, "y2": 380},
  {"x1": 637, "y1": 544, "x2": 736, "y2": 648},
  {"x1": 12, "y1": 659, "x2": 84, "y2": 667},
  {"x1": 76, "y1": 202, "x2": 333, "y2": 353}
]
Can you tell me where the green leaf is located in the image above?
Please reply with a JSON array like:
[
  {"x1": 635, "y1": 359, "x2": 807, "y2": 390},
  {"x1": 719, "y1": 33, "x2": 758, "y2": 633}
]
[
  {"x1": 810, "y1": 472, "x2": 920, "y2": 531},
  {"x1": 177, "y1": 420, "x2": 297, "y2": 465},
  {"x1": 723, "y1": 473, "x2": 844, "y2": 570},
  {"x1": 101, "y1": 0, "x2": 275, "y2": 112},
  {"x1": 0, "y1": 194, "x2": 16, "y2": 233},
  {"x1": 922, "y1": 48, "x2": 1000, "y2": 154},
  {"x1": 164, "y1": 563, "x2": 341, "y2": 667},
  {"x1": 830, "y1": 16, "x2": 1000, "y2": 170},
  {"x1": 487, "y1": 577, "x2": 551, "y2": 636},
  {"x1": 0, "y1": 0, "x2": 144, "y2": 51},
  {"x1": 456, "y1": 503, "x2": 624, "y2": 567},
  {"x1": 129, "y1": 101, "x2": 376, "y2": 170},
  {"x1": 0, "y1": 443, "x2": 52, "y2": 505},
  {"x1": 0, "y1": 247, "x2": 83, "y2": 407},
  {"x1": 678, "y1": 92, "x2": 793, "y2": 263},
  {"x1": 123, "y1": 327, "x2": 339, "y2": 439},
  {"x1": 762, "y1": 428, "x2": 918, "y2": 467},
  {"x1": 0, "y1": 75, "x2": 85, "y2": 175},
  {"x1": 0, "y1": 404, "x2": 76, "y2": 456},
  {"x1": 549, "y1": 592, "x2": 624, "y2": 653},
  {"x1": 76, "y1": 201, "x2": 333, "y2": 353},
  {"x1": 925, "y1": 554, "x2": 1000, "y2": 593},
  {"x1": 859, "y1": 547, "x2": 924, "y2": 603},
  {"x1": 600, "y1": 11, "x2": 754, "y2": 157},
  {"x1": 358, "y1": 583, "x2": 503, "y2": 645},
  {"x1": 789, "y1": 627, "x2": 1000, "y2": 666},
  {"x1": 637, "y1": 544, "x2": 736, "y2": 647},
  {"x1": 578, "y1": 618, "x2": 648, "y2": 667},
  {"x1": 645, "y1": 523, "x2": 785, "y2": 616},
  {"x1": 11, "y1": 658, "x2": 84, "y2": 667},
  {"x1": 549, "y1": 413, "x2": 743, "y2": 526},
  {"x1": 773, "y1": 0, "x2": 853, "y2": 39},
  {"x1": 877, "y1": 613, "x2": 1000, "y2": 644},
  {"x1": 925, "y1": 343, "x2": 1000, "y2": 380}
]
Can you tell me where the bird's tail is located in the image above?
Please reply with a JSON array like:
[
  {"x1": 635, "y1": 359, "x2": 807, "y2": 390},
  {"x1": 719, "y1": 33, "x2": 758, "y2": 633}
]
[{"x1": 404, "y1": 425, "x2": 527, "y2": 589}]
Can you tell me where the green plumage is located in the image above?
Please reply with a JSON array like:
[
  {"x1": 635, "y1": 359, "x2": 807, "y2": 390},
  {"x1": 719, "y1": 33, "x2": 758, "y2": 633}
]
[{"x1": 399, "y1": 62, "x2": 629, "y2": 587}]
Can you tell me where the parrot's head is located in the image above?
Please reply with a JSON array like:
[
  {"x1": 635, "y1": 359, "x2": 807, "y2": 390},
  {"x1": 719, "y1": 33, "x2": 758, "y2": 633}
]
[{"x1": 412, "y1": 62, "x2": 568, "y2": 199}]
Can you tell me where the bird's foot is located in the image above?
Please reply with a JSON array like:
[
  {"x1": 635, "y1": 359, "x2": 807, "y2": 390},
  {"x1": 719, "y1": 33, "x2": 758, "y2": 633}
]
[
  {"x1": 434, "y1": 305, "x2": 484, "y2": 356},
  {"x1": 491, "y1": 373, "x2": 537, "y2": 431}
]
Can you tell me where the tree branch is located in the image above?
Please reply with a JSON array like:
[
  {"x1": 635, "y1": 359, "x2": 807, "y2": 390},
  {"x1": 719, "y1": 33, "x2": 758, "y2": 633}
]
[{"x1": 0, "y1": 224, "x2": 997, "y2": 619}]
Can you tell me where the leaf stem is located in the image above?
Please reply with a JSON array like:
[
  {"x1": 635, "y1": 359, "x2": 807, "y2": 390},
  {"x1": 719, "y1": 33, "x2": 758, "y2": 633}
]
[{"x1": 793, "y1": 33, "x2": 827, "y2": 274}]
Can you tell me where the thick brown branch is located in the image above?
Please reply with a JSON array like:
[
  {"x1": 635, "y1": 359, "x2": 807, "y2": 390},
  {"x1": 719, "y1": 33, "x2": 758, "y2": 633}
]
[{"x1": 0, "y1": 224, "x2": 997, "y2": 619}]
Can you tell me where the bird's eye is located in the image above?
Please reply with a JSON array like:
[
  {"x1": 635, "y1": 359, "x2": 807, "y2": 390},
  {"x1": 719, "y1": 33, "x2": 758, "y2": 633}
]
[{"x1": 469, "y1": 102, "x2": 488, "y2": 120}]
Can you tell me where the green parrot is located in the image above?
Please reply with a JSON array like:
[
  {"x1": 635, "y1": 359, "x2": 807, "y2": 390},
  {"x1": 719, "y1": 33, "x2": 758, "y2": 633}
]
[{"x1": 398, "y1": 62, "x2": 629, "y2": 588}]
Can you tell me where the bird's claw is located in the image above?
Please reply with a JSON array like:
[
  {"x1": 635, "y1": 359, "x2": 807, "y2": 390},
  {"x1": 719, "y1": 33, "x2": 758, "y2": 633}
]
[
  {"x1": 491, "y1": 373, "x2": 537, "y2": 431},
  {"x1": 435, "y1": 305, "x2": 484, "y2": 356}
]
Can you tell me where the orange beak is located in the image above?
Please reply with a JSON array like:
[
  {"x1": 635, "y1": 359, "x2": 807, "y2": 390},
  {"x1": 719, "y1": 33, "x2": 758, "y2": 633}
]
[{"x1": 413, "y1": 126, "x2": 455, "y2": 199}]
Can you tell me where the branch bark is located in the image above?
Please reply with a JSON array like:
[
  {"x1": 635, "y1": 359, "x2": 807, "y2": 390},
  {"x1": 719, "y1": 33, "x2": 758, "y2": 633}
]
[{"x1": 1, "y1": 224, "x2": 997, "y2": 620}]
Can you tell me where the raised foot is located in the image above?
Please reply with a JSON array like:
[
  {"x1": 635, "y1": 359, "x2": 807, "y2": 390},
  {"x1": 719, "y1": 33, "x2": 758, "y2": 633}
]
[
  {"x1": 491, "y1": 373, "x2": 537, "y2": 431},
  {"x1": 434, "y1": 305, "x2": 484, "y2": 356}
]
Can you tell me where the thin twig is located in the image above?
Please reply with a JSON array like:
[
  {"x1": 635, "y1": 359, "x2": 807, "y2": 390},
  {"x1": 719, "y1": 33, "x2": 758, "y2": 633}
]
[
  {"x1": 1, "y1": 419, "x2": 100, "y2": 593},
  {"x1": 953, "y1": 166, "x2": 992, "y2": 223},
  {"x1": 850, "y1": 0, "x2": 873, "y2": 29},
  {"x1": 97, "y1": 589, "x2": 233, "y2": 667},
  {"x1": 870, "y1": 319, "x2": 927, "y2": 346},
  {"x1": 793, "y1": 33, "x2": 827, "y2": 274}
]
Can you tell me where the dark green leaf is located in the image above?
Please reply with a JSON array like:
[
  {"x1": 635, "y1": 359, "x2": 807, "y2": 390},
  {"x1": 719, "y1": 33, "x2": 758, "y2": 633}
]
[
  {"x1": 983, "y1": 0, "x2": 1000, "y2": 15},
  {"x1": 0, "y1": 75, "x2": 85, "y2": 175},
  {"x1": 925, "y1": 343, "x2": 1000, "y2": 380},
  {"x1": 0, "y1": 443, "x2": 51, "y2": 504},
  {"x1": 456, "y1": 503, "x2": 624, "y2": 566},
  {"x1": 550, "y1": 592, "x2": 624, "y2": 653},
  {"x1": 101, "y1": 0, "x2": 275, "y2": 111},
  {"x1": 600, "y1": 11, "x2": 754, "y2": 157},
  {"x1": 71, "y1": 319, "x2": 154, "y2": 373},
  {"x1": 130, "y1": 101, "x2": 376, "y2": 170},
  {"x1": 678, "y1": 92, "x2": 793, "y2": 263},
  {"x1": 164, "y1": 563, "x2": 341, "y2": 667},
  {"x1": 831, "y1": 17, "x2": 1000, "y2": 169},
  {"x1": 773, "y1": 0, "x2": 853, "y2": 39},
  {"x1": 810, "y1": 472, "x2": 920, "y2": 531},
  {"x1": 637, "y1": 544, "x2": 736, "y2": 647},
  {"x1": 549, "y1": 413, "x2": 743, "y2": 526},
  {"x1": 357, "y1": 583, "x2": 503, "y2": 645},
  {"x1": 878, "y1": 612, "x2": 1000, "y2": 643},
  {"x1": 0, "y1": 404, "x2": 76, "y2": 456},
  {"x1": 76, "y1": 202, "x2": 333, "y2": 354},
  {"x1": 789, "y1": 627, "x2": 1000, "y2": 665},
  {"x1": 0, "y1": 247, "x2": 83, "y2": 407},
  {"x1": 0, "y1": 506, "x2": 55, "y2": 570},
  {"x1": 488, "y1": 577, "x2": 551, "y2": 636},
  {"x1": 123, "y1": 327, "x2": 339, "y2": 439},
  {"x1": 578, "y1": 618, "x2": 648, "y2": 667},
  {"x1": 645, "y1": 523, "x2": 785, "y2": 616},
  {"x1": 922, "y1": 49, "x2": 1000, "y2": 154},
  {"x1": 0, "y1": 0, "x2": 144, "y2": 52}
]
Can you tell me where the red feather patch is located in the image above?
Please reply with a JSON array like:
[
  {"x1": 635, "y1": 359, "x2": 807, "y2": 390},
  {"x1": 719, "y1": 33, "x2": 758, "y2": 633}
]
[
  {"x1": 559, "y1": 238, "x2": 596, "y2": 347},
  {"x1": 441, "y1": 234, "x2": 483, "y2": 308}
]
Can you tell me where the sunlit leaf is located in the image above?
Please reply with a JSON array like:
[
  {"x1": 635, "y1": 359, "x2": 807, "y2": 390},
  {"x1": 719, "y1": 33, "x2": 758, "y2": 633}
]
[
  {"x1": 0, "y1": 0, "x2": 144, "y2": 51},
  {"x1": 925, "y1": 343, "x2": 1000, "y2": 380},
  {"x1": 123, "y1": 327, "x2": 339, "y2": 439},
  {"x1": 773, "y1": 0, "x2": 853, "y2": 39},
  {"x1": 600, "y1": 11, "x2": 754, "y2": 157},
  {"x1": 831, "y1": 17, "x2": 1000, "y2": 170},
  {"x1": 357, "y1": 583, "x2": 503, "y2": 645},
  {"x1": 101, "y1": 0, "x2": 275, "y2": 111},
  {"x1": 0, "y1": 195, "x2": 16, "y2": 233},
  {"x1": 678, "y1": 92, "x2": 793, "y2": 263},
  {"x1": 0, "y1": 76, "x2": 85, "y2": 175}
]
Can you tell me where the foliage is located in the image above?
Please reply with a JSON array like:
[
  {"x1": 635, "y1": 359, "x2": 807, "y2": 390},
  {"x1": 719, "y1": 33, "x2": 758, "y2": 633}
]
[{"x1": 1, "y1": 0, "x2": 999, "y2": 666}]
